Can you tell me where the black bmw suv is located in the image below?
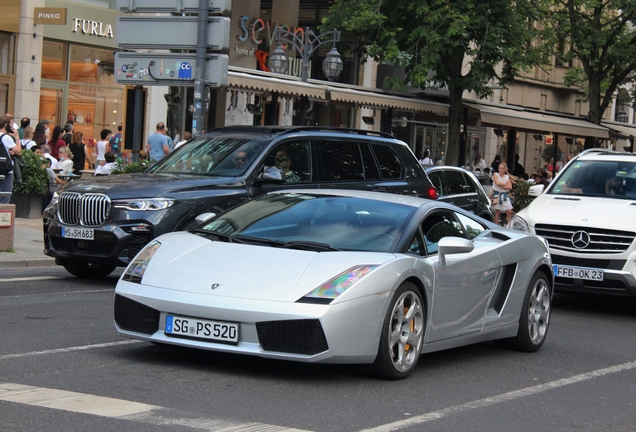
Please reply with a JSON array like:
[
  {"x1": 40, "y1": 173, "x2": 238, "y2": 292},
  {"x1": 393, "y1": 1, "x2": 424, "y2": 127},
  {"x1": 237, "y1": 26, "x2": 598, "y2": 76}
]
[{"x1": 44, "y1": 126, "x2": 437, "y2": 278}]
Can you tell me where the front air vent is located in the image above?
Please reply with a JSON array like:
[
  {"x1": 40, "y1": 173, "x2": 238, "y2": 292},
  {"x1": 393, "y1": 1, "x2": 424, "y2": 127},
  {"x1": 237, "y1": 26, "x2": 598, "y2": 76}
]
[
  {"x1": 256, "y1": 319, "x2": 328, "y2": 355},
  {"x1": 114, "y1": 294, "x2": 160, "y2": 335}
]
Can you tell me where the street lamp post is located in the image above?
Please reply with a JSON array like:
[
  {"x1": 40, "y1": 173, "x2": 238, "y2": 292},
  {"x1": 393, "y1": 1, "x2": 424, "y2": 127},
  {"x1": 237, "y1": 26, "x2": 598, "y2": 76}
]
[{"x1": 268, "y1": 27, "x2": 343, "y2": 125}]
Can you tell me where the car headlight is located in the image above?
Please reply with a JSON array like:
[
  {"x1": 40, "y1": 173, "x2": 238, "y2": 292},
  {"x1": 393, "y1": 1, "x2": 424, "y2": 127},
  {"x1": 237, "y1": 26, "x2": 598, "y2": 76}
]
[
  {"x1": 508, "y1": 215, "x2": 530, "y2": 232},
  {"x1": 46, "y1": 191, "x2": 60, "y2": 210},
  {"x1": 122, "y1": 240, "x2": 161, "y2": 283},
  {"x1": 303, "y1": 265, "x2": 378, "y2": 302},
  {"x1": 112, "y1": 198, "x2": 176, "y2": 211}
]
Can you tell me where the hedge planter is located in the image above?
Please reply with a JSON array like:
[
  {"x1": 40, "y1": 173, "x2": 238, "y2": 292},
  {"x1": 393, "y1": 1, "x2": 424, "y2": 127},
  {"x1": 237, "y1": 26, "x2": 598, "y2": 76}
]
[{"x1": 10, "y1": 192, "x2": 43, "y2": 219}]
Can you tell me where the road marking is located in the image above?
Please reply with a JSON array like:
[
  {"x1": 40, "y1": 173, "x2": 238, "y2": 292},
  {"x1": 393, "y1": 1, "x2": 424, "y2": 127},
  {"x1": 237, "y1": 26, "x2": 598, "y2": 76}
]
[
  {"x1": 360, "y1": 359, "x2": 636, "y2": 432},
  {"x1": 0, "y1": 382, "x2": 310, "y2": 431},
  {"x1": 0, "y1": 276, "x2": 65, "y2": 282},
  {"x1": 0, "y1": 340, "x2": 143, "y2": 361}
]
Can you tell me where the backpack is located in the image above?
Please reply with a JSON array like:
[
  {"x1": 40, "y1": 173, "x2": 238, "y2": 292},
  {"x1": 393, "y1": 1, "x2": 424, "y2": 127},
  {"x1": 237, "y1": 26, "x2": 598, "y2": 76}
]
[{"x1": 0, "y1": 134, "x2": 14, "y2": 176}]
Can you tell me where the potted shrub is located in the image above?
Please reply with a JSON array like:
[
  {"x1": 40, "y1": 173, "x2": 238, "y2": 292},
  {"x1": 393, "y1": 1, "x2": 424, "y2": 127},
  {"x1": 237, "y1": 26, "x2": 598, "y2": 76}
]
[{"x1": 10, "y1": 150, "x2": 48, "y2": 219}]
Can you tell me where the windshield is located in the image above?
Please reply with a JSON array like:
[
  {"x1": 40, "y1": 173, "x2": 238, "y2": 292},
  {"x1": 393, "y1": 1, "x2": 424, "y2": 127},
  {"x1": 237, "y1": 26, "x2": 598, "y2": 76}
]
[
  {"x1": 551, "y1": 160, "x2": 636, "y2": 199},
  {"x1": 147, "y1": 135, "x2": 269, "y2": 176},
  {"x1": 196, "y1": 193, "x2": 415, "y2": 252}
]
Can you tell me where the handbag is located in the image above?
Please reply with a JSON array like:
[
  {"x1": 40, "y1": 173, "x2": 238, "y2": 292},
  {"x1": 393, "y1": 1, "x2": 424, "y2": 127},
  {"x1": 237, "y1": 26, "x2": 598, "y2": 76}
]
[
  {"x1": 85, "y1": 113, "x2": 93, "y2": 124},
  {"x1": 490, "y1": 192, "x2": 499, "y2": 206},
  {"x1": 75, "y1": 113, "x2": 84, "y2": 123},
  {"x1": 67, "y1": 110, "x2": 76, "y2": 122}
]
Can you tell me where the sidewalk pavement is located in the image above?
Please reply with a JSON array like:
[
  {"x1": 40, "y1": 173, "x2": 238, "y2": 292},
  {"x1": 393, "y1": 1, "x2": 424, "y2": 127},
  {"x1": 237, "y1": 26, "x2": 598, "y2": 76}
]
[{"x1": 0, "y1": 218, "x2": 56, "y2": 269}]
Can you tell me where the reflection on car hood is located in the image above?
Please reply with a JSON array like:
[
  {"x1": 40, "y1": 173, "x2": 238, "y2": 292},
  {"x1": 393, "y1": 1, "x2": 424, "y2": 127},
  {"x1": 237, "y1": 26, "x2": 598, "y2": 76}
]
[
  {"x1": 63, "y1": 173, "x2": 241, "y2": 199},
  {"x1": 522, "y1": 194, "x2": 636, "y2": 229},
  {"x1": 140, "y1": 232, "x2": 396, "y2": 302}
]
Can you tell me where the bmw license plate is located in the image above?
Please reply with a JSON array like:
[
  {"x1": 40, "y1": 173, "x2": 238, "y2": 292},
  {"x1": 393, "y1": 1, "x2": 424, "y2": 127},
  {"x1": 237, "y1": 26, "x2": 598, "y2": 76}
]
[
  {"x1": 61, "y1": 226, "x2": 94, "y2": 240},
  {"x1": 553, "y1": 265, "x2": 604, "y2": 281},
  {"x1": 165, "y1": 315, "x2": 239, "y2": 343}
]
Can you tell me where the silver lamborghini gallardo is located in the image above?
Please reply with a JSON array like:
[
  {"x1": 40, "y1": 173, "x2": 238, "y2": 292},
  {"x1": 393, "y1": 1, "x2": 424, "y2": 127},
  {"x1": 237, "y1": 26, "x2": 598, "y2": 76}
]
[{"x1": 114, "y1": 190, "x2": 552, "y2": 380}]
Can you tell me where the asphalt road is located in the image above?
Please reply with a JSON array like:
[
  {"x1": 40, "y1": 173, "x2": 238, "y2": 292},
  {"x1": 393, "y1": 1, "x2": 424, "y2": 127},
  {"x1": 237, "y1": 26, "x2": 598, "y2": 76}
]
[{"x1": 1, "y1": 266, "x2": 635, "y2": 431}]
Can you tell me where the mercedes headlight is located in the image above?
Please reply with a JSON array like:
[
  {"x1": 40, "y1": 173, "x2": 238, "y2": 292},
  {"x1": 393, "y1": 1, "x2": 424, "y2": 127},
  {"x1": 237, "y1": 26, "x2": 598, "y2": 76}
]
[
  {"x1": 303, "y1": 266, "x2": 378, "y2": 302},
  {"x1": 122, "y1": 240, "x2": 161, "y2": 283},
  {"x1": 112, "y1": 198, "x2": 176, "y2": 211},
  {"x1": 508, "y1": 215, "x2": 530, "y2": 232}
]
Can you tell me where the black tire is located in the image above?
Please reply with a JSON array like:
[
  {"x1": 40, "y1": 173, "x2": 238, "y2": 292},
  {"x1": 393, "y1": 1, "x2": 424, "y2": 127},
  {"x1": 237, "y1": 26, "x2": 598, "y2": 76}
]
[
  {"x1": 365, "y1": 281, "x2": 425, "y2": 380},
  {"x1": 498, "y1": 271, "x2": 551, "y2": 352},
  {"x1": 63, "y1": 260, "x2": 116, "y2": 279}
]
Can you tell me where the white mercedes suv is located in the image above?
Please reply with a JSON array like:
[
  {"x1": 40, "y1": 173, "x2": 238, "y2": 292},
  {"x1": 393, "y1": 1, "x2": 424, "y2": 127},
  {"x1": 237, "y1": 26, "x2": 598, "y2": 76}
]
[{"x1": 509, "y1": 149, "x2": 636, "y2": 297}]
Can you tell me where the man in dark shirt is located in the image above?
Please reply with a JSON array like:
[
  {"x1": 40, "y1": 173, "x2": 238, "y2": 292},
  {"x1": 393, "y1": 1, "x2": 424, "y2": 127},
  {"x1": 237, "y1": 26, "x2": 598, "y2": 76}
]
[{"x1": 513, "y1": 153, "x2": 525, "y2": 178}]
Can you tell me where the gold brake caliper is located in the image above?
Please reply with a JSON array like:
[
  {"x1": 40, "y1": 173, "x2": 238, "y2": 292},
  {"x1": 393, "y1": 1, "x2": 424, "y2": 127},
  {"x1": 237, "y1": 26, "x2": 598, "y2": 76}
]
[{"x1": 404, "y1": 305, "x2": 412, "y2": 352}]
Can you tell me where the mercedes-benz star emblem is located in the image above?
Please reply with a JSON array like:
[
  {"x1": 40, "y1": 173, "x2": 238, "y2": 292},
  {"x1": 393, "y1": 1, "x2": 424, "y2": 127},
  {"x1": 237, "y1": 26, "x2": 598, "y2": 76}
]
[
  {"x1": 211, "y1": 283, "x2": 220, "y2": 290},
  {"x1": 571, "y1": 230, "x2": 591, "y2": 249}
]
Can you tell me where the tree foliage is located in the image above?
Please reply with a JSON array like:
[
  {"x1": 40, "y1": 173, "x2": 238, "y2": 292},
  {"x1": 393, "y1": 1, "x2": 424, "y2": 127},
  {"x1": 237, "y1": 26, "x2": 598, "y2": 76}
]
[
  {"x1": 322, "y1": 0, "x2": 548, "y2": 166},
  {"x1": 543, "y1": 0, "x2": 636, "y2": 140}
]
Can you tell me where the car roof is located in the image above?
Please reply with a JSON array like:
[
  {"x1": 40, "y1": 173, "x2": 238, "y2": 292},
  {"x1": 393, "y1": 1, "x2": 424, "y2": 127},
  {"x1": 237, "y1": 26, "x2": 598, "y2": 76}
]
[
  {"x1": 272, "y1": 189, "x2": 434, "y2": 208},
  {"x1": 202, "y1": 125, "x2": 398, "y2": 141},
  {"x1": 575, "y1": 149, "x2": 636, "y2": 162}
]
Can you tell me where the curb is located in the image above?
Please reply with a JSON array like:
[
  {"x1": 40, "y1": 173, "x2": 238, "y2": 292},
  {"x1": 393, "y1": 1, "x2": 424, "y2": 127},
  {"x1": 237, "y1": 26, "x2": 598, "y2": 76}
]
[{"x1": 0, "y1": 258, "x2": 57, "y2": 269}]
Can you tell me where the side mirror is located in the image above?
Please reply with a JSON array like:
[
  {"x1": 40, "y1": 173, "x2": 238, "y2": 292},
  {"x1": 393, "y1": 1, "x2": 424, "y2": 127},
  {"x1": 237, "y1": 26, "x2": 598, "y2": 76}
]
[
  {"x1": 528, "y1": 184, "x2": 544, "y2": 197},
  {"x1": 438, "y1": 237, "x2": 474, "y2": 266},
  {"x1": 195, "y1": 212, "x2": 217, "y2": 225},
  {"x1": 257, "y1": 166, "x2": 284, "y2": 183}
]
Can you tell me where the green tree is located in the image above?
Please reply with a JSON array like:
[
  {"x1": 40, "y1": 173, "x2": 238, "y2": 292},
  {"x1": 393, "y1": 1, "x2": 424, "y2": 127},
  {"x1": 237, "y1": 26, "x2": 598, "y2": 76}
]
[
  {"x1": 322, "y1": 0, "x2": 548, "y2": 166},
  {"x1": 545, "y1": 0, "x2": 636, "y2": 147}
]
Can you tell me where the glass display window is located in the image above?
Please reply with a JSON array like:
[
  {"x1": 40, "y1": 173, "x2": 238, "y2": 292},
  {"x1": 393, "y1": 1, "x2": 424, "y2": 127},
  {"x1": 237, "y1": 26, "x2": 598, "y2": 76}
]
[
  {"x1": 68, "y1": 84, "x2": 124, "y2": 148},
  {"x1": 0, "y1": 32, "x2": 15, "y2": 76},
  {"x1": 70, "y1": 46, "x2": 117, "y2": 85},
  {"x1": 42, "y1": 41, "x2": 66, "y2": 81}
]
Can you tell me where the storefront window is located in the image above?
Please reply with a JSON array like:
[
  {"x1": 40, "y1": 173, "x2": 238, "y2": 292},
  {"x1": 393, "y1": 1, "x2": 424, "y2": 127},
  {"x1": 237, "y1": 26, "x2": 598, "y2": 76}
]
[
  {"x1": 69, "y1": 85, "x2": 123, "y2": 148},
  {"x1": 0, "y1": 32, "x2": 15, "y2": 76},
  {"x1": 69, "y1": 46, "x2": 116, "y2": 85},
  {"x1": 42, "y1": 41, "x2": 66, "y2": 81},
  {"x1": 0, "y1": 82, "x2": 8, "y2": 114}
]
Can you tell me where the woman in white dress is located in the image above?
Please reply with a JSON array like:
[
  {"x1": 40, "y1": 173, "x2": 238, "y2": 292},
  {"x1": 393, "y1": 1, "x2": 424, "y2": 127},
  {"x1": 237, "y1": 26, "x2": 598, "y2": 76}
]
[
  {"x1": 57, "y1": 146, "x2": 74, "y2": 175},
  {"x1": 492, "y1": 162, "x2": 513, "y2": 225}
]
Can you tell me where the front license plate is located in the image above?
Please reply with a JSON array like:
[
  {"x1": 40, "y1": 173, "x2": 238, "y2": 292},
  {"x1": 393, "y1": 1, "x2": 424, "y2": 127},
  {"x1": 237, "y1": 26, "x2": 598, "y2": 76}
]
[
  {"x1": 61, "y1": 226, "x2": 94, "y2": 240},
  {"x1": 165, "y1": 315, "x2": 239, "y2": 344},
  {"x1": 553, "y1": 265, "x2": 604, "y2": 281}
]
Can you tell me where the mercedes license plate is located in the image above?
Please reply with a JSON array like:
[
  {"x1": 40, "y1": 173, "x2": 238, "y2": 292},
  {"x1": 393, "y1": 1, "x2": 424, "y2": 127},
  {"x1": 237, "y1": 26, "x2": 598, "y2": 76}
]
[
  {"x1": 165, "y1": 315, "x2": 239, "y2": 344},
  {"x1": 61, "y1": 226, "x2": 94, "y2": 240},
  {"x1": 553, "y1": 265, "x2": 604, "y2": 281}
]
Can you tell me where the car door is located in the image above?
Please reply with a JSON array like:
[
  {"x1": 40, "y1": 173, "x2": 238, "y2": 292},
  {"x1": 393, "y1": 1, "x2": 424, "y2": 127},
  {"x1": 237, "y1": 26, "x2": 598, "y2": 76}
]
[
  {"x1": 316, "y1": 139, "x2": 390, "y2": 192},
  {"x1": 443, "y1": 169, "x2": 479, "y2": 213},
  {"x1": 414, "y1": 209, "x2": 501, "y2": 342}
]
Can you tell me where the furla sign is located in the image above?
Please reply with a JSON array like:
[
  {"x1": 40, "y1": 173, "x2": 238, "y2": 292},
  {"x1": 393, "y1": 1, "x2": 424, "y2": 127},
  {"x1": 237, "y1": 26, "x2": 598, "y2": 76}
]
[{"x1": 72, "y1": 18, "x2": 114, "y2": 38}]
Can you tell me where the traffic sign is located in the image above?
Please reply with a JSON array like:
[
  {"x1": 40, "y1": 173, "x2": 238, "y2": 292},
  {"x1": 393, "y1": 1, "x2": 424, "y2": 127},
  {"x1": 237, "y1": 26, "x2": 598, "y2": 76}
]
[
  {"x1": 116, "y1": 16, "x2": 231, "y2": 50},
  {"x1": 114, "y1": 52, "x2": 228, "y2": 87},
  {"x1": 115, "y1": 0, "x2": 231, "y2": 14}
]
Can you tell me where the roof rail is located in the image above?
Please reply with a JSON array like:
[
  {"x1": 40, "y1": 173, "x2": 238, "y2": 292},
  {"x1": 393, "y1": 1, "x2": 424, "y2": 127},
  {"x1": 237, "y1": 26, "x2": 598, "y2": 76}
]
[
  {"x1": 279, "y1": 126, "x2": 395, "y2": 139},
  {"x1": 207, "y1": 126, "x2": 292, "y2": 134},
  {"x1": 578, "y1": 148, "x2": 622, "y2": 156}
]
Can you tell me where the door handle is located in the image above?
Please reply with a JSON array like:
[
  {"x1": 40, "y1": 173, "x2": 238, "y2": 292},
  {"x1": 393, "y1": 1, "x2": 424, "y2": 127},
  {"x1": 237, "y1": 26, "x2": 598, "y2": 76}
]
[{"x1": 374, "y1": 188, "x2": 387, "y2": 193}]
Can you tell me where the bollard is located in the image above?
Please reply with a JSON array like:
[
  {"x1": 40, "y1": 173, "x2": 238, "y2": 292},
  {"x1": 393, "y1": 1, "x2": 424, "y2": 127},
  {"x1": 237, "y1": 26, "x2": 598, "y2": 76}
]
[{"x1": 0, "y1": 204, "x2": 15, "y2": 251}]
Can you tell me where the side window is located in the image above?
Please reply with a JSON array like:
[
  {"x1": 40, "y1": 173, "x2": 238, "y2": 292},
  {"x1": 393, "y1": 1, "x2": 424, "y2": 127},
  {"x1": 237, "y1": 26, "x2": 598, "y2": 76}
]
[
  {"x1": 372, "y1": 144, "x2": 404, "y2": 179},
  {"x1": 318, "y1": 140, "x2": 364, "y2": 181},
  {"x1": 421, "y1": 212, "x2": 465, "y2": 255},
  {"x1": 360, "y1": 144, "x2": 381, "y2": 180},
  {"x1": 461, "y1": 173, "x2": 477, "y2": 193},
  {"x1": 445, "y1": 170, "x2": 467, "y2": 195},
  {"x1": 455, "y1": 212, "x2": 486, "y2": 240},
  {"x1": 427, "y1": 171, "x2": 448, "y2": 196},
  {"x1": 408, "y1": 231, "x2": 425, "y2": 256},
  {"x1": 263, "y1": 141, "x2": 311, "y2": 183}
]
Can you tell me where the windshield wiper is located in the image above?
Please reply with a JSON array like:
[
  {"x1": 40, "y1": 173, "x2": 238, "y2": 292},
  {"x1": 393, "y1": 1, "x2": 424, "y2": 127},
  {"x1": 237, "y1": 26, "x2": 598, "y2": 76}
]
[
  {"x1": 193, "y1": 229, "x2": 247, "y2": 244},
  {"x1": 281, "y1": 241, "x2": 340, "y2": 252}
]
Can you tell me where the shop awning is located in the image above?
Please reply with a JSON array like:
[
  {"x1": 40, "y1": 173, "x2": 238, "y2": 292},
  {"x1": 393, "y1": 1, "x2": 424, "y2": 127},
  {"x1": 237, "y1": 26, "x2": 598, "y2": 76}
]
[
  {"x1": 227, "y1": 71, "x2": 327, "y2": 100},
  {"x1": 328, "y1": 87, "x2": 449, "y2": 115},
  {"x1": 602, "y1": 121, "x2": 636, "y2": 138},
  {"x1": 464, "y1": 102, "x2": 609, "y2": 139}
]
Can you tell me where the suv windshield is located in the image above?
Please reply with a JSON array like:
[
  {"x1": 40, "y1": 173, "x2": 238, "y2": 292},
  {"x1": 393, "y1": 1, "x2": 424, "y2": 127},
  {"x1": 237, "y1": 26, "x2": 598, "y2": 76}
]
[
  {"x1": 147, "y1": 135, "x2": 269, "y2": 176},
  {"x1": 551, "y1": 160, "x2": 636, "y2": 199}
]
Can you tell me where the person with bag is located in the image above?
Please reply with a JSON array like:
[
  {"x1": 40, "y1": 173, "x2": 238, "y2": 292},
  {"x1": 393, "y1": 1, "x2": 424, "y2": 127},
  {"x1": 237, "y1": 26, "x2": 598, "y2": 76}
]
[
  {"x1": 491, "y1": 162, "x2": 514, "y2": 225},
  {"x1": 48, "y1": 125, "x2": 66, "y2": 160},
  {"x1": 69, "y1": 131, "x2": 92, "y2": 175},
  {"x1": 19, "y1": 126, "x2": 36, "y2": 150},
  {"x1": 0, "y1": 114, "x2": 22, "y2": 203}
]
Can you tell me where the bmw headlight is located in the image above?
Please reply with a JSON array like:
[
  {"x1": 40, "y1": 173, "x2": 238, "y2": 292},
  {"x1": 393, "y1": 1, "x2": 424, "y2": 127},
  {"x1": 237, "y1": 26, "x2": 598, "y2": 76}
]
[
  {"x1": 122, "y1": 240, "x2": 161, "y2": 283},
  {"x1": 46, "y1": 191, "x2": 60, "y2": 211},
  {"x1": 112, "y1": 198, "x2": 176, "y2": 211},
  {"x1": 303, "y1": 265, "x2": 378, "y2": 302},
  {"x1": 508, "y1": 215, "x2": 530, "y2": 232}
]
